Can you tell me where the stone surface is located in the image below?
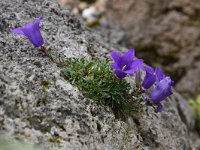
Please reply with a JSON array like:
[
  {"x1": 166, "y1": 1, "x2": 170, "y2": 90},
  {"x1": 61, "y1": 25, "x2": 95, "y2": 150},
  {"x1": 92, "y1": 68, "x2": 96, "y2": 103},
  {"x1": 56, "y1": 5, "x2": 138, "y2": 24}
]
[
  {"x1": 0, "y1": 0, "x2": 199, "y2": 149},
  {"x1": 104, "y1": 0, "x2": 200, "y2": 99}
]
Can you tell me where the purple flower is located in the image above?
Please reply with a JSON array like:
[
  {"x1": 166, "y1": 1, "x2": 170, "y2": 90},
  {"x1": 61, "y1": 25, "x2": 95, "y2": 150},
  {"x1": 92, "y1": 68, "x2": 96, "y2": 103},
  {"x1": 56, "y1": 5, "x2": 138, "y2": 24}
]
[
  {"x1": 141, "y1": 67, "x2": 166, "y2": 90},
  {"x1": 150, "y1": 76, "x2": 174, "y2": 112},
  {"x1": 142, "y1": 67, "x2": 174, "y2": 112},
  {"x1": 12, "y1": 17, "x2": 44, "y2": 48},
  {"x1": 110, "y1": 49, "x2": 143, "y2": 79},
  {"x1": 141, "y1": 66, "x2": 156, "y2": 89},
  {"x1": 155, "y1": 67, "x2": 165, "y2": 81}
]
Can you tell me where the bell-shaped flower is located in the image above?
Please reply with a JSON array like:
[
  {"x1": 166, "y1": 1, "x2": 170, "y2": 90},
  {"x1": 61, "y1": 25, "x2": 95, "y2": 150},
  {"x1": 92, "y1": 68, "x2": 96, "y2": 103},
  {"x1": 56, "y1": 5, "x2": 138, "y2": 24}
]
[
  {"x1": 110, "y1": 49, "x2": 143, "y2": 79},
  {"x1": 141, "y1": 66, "x2": 156, "y2": 89},
  {"x1": 142, "y1": 67, "x2": 166, "y2": 90},
  {"x1": 12, "y1": 17, "x2": 44, "y2": 48},
  {"x1": 155, "y1": 67, "x2": 165, "y2": 81},
  {"x1": 150, "y1": 76, "x2": 174, "y2": 112}
]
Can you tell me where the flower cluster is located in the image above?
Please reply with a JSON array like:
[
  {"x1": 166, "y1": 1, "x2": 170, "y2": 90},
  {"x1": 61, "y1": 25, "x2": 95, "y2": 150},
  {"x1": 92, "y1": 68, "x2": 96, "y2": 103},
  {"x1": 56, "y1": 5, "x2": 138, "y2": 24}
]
[
  {"x1": 142, "y1": 66, "x2": 174, "y2": 112},
  {"x1": 110, "y1": 50, "x2": 174, "y2": 112},
  {"x1": 12, "y1": 17, "x2": 174, "y2": 113}
]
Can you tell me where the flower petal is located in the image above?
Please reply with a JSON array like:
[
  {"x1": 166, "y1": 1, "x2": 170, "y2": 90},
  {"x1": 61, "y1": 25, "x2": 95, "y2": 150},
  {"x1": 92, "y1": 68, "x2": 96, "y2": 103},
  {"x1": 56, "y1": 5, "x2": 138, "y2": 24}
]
[
  {"x1": 12, "y1": 22, "x2": 34, "y2": 35},
  {"x1": 155, "y1": 67, "x2": 165, "y2": 81},
  {"x1": 142, "y1": 66, "x2": 156, "y2": 89},
  {"x1": 132, "y1": 59, "x2": 143, "y2": 69},
  {"x1": 33, "y1": 17, "x2": 43, "y2": 31},
  {"x1": 142, "y1": 73, "x2": 156, "y2": 89},
  {"x1": 150, "y1": 77, "x2": 173, "y2": 103},
  {"x1": 21, "y1": 27, "x2": 42, "y2": 47},
  {"x1": 156, "y1": 103, "x2": 163, "y2": 112},
  {"x1": 110, "y1": 51, "x2": 121, "y2": 63},
  {"x1": 33, "y1": 17, "x2": 44, "y2": 47},
  {"x1": 111, "y1": 63, "x2": 120, "y2": 70},
  {"x1": 115, "y1": 70, "x2": 127, "y2": 79},
  {"x1": 143, "y1": 66, "x2": 154, "y2": 74},
  {"x1": 12, "y1": 27, "x2": 24, "y2": 34},
  {"x1": 124, "y1": 59, "x2": 143, "y2": 74},
  {"x1": 123, "y1": 68, "x2": 136, "y2": 74},
  {"x1": 170, "y1": 80, "x2": 175, "y2": 86},
  {"x1": 123, "y1": 49, "x2": 135, "y2": 61},
  {"x1": 24, "y1": 22, "x2": 34, "y2": 29}
]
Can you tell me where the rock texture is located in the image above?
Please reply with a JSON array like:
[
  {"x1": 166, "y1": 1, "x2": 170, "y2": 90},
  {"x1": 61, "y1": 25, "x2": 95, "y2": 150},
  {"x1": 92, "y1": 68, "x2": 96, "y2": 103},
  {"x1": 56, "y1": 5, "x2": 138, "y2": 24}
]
[
  {"x1": 105, "y1": 0, "x2": 200, "y2": 98},
  {"x1": 0, "y1": 0, "x2": 200, "y2": 149}
]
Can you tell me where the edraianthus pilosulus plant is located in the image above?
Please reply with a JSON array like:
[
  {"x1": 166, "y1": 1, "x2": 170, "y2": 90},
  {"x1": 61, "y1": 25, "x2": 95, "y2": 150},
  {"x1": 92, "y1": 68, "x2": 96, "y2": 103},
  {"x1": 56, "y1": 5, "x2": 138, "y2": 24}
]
[{"x1": 12, "y1": 17, "x2": 174, "y2": 114}]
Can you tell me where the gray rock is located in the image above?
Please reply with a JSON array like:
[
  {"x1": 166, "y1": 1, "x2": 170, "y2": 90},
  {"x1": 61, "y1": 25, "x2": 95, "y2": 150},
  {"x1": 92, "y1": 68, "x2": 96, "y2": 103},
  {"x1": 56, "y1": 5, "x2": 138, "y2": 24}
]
[{"x1": 0, "y1": 0, "x2": 199, "y2": 149}]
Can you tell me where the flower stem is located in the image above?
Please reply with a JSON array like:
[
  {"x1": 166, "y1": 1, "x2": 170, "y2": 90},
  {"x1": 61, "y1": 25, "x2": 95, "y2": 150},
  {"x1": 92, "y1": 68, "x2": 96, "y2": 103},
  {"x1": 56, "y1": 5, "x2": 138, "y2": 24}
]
[{"x1": 39, "y1": 46, "x2": 69, "y2": 67}]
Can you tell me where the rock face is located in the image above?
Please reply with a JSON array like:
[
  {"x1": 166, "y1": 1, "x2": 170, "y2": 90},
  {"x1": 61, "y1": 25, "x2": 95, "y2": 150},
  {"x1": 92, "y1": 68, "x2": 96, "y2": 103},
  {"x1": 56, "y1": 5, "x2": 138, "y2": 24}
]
[
  {"x1": 105, "y1": 0, "x2": 200, "y2": 99},
  {"x1": 0, "y1": 0, "x2": 199, "y2": 149}
]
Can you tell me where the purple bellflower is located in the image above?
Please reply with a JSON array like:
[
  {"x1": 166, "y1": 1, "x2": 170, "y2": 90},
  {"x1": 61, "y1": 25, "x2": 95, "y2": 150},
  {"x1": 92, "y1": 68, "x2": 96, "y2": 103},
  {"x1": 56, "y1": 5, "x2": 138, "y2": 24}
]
[
  {"x1": 110, "y1": 49, "x2": 143, "y2": 79},
  {"x1": 141, "y1": 66, "x2": 156, "y2": 89},
  {"x1": 141, "y1": 67, "x2": 167, "y2": 90},
  {"x1": 150, "y1": 76, "x2": 174, "y2": 112},
  {"x1": 142, "y1": 67, "x2": 174, "y2": 112},
  {"x1": 12, "y1": 17, "x2": 44, "y2": 48},
  {"x1": 155, "y1": 67, "x2": 165, "y2": 81}
]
